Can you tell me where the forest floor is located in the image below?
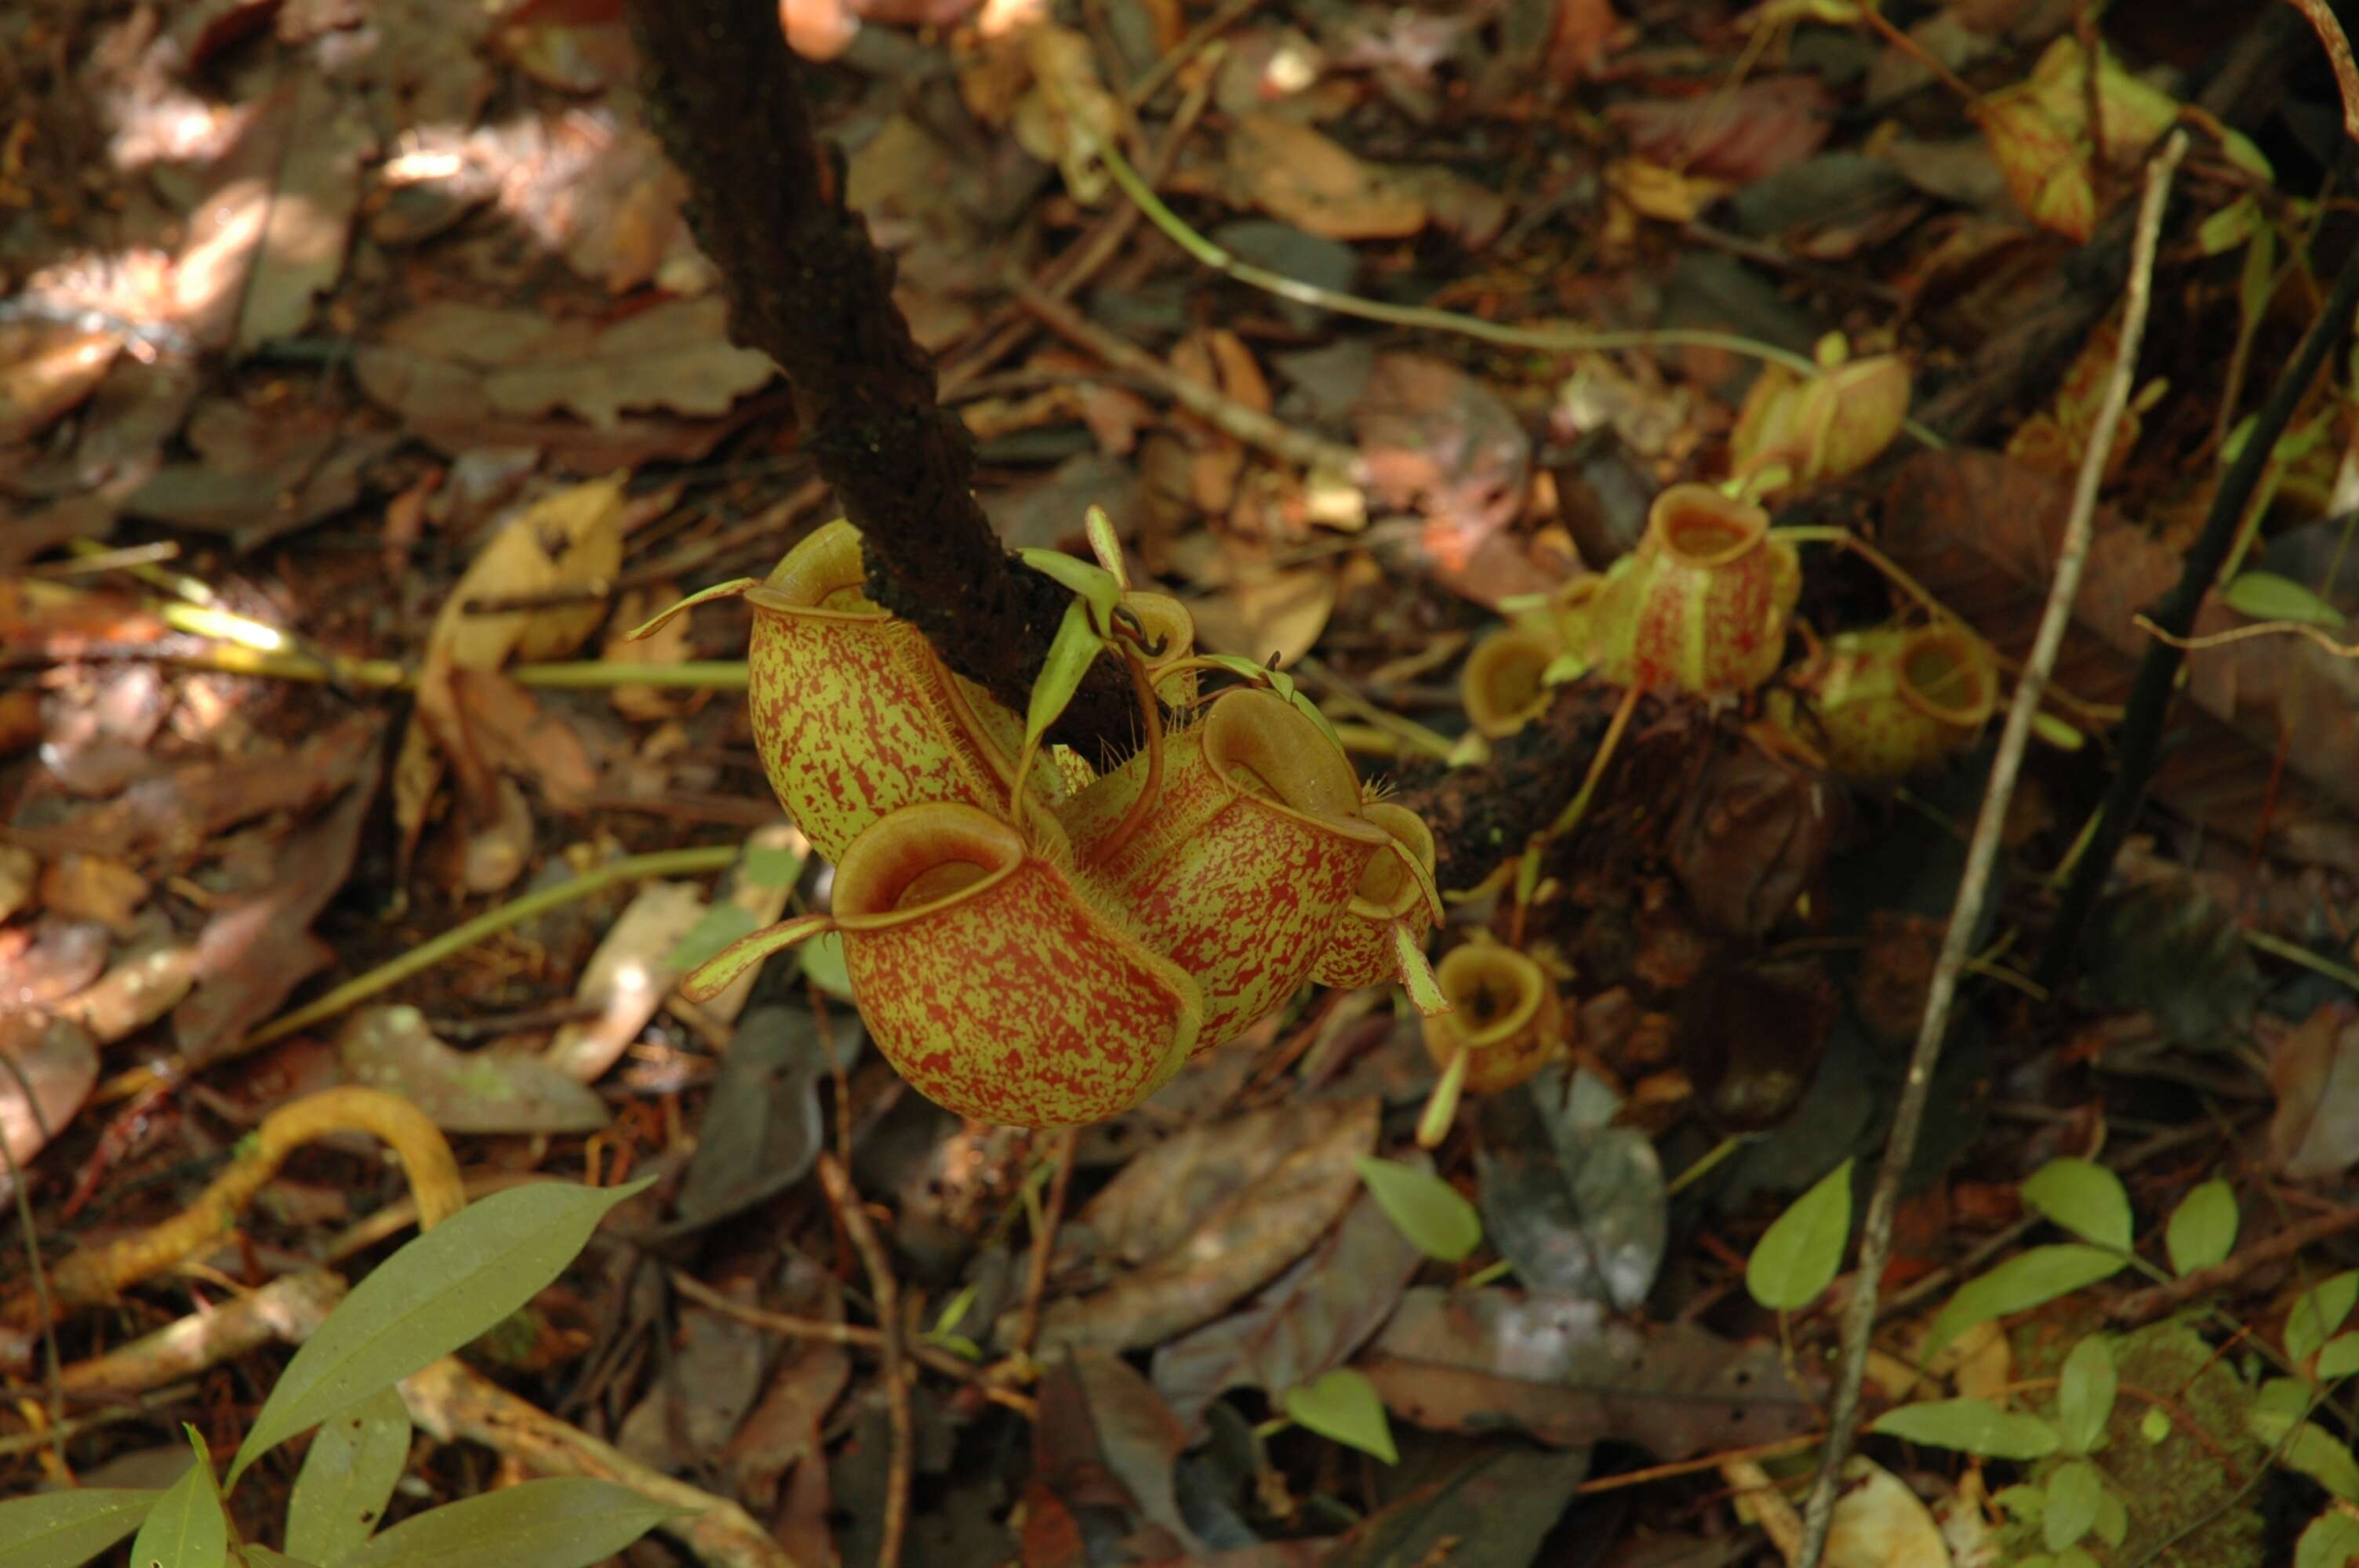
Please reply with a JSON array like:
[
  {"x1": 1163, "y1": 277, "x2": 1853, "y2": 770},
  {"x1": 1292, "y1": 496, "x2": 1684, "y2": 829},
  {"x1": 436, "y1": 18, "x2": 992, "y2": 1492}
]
[{"x1": 5, "y1": 1, "x2": 2359, "y2": 1565}]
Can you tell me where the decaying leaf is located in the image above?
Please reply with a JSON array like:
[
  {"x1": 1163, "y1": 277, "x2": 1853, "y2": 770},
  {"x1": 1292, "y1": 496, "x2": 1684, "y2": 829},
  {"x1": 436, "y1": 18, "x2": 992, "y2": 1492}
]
[
  {"x1": 1475, "y1": 1066, "x2": 1667, "y2": 1309},
  {"x1": 340, "y1": 1005, "x2": 611, "y2": 1135},
  {"x1": 1225, "y1": 114, "x2": 1427, "y2": 240},
  {"x1": 1150, "y1": 1174, "x2": 1425, "y2": 1435},
  {"x1": 543, "y1": 880, "x2": 709, "y2": 1082},
  {"x1": 0, "y1": 1018, "x2": 100, "y2": 1200},
  {"x1": 356, "y1": 298, "x2": 774, "y2": 432},
  {"x1": 1023, "y1": 1098, "x2": 1379, "y2": 1352},
  {"x1": 1027, "y1": 1350, "x2": 1203, "y2": 1563},
  {"x1": 1359, "y1": 1287, "x2": 1815, "y2": 1457},
  {"x1": 2268, "y1": 1004, "x2": 2359, "y2": 1181}
]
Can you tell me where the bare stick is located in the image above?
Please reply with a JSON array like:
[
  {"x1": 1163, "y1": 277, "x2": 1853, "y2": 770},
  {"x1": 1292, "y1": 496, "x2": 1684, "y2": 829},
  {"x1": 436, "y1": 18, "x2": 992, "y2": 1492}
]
[
  {"x1": 1011, "y1": 1129, "x2": 1080, "y2": 1359},
  {"x1": 1793, "y1": 131, "x2": 2188, "y2": 1568},
  {"x1": 817, "y1": 1155, "x2": 911, "y2": 1568},
  {"x1": 2287, "y1": 0, "x2": 2359, "y2": 141}
]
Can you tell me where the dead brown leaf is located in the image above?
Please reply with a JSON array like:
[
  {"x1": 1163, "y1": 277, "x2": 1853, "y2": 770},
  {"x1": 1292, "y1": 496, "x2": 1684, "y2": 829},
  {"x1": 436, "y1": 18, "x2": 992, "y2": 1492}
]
[
  {"x1": 1226, "y1": 114, "x2": 1427, "y2": 240},
  {"x1": 355, "y1": 299, "x2": 773, "y2": 433},
  {"x1": 0, "y1": 1018, "x2": 99, "y2": 1199},
  {"x1": 0, "y1": 321, "x2": 120, "y2": 444},
  {"x1": 1023, "y1": 1098, "x2": 1378, "y2": 1352},
  {"x1": 1359, "y1": 1287, "x2": 1816, "y2": 1457},
  {"x1": 2268, "y1": 1003, "x2": 2359, "y2": 1181},
  {"x1": 1605, "y1": 76, "x2": 1833, "y2": 185},
  {"x1": 235, "y1": 71, "x2": 369, "y2": 350},
  {"x1": 340, "y1": 1004, "x2": 612, "y2": 1134},
  {"x1": 543, "y1": 880, "x2": 708, "y2": 1082}
]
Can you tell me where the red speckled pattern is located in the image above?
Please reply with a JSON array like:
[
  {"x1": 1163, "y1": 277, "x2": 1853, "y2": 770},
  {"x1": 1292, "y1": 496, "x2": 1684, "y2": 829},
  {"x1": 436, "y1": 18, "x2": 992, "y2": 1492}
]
[
  {"x1": 1077, "y1": 743, "x2": 1383, "y2": 1048},
  {"x1": 748, "y1": 605, "x2": 1038, "y2": 860},
  {"x1": 844, "y1": 854, "x2": 1201, "y2": 1127}
]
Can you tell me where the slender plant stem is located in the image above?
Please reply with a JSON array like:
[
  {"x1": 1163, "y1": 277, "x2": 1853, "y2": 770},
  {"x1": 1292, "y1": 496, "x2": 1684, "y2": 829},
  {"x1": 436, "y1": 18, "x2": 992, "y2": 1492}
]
[
  {"x1": 2039, "y1": 231, "x2": 2359, "y2": 986},
  {"x1": 1794, "y1": 132, "x2": 2186, "y2": 1568},
  {"x1": 816, "y1": 1156, "x2": 911, "y2": 1568},
  {"x1": 1087, "y1": 131, "x2": 1946, "y2": 452}
]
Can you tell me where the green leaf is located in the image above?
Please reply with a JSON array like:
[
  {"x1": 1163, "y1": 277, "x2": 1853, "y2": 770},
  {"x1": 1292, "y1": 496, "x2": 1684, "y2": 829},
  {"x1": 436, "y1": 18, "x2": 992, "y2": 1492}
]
[
  {"x1": 1993, "y1": 1484, "x2": 2044, "y2": 1523},
  {"x1": 680, "y1": 913, "x2": 831, "y2": 1004},
  {"x1": 129, "y1": 1436, "x2": 227, "y2": 1568},
  {"x1": 1924, "y1": 1245, "x2": 2127, "y2": 1359},
  {"x1": 2288, "y1": 1272, "x2": 2358, "y2": 1367},
  {"x1": 243, "y1": 1551, "x2": 324, "y2": 1568},
  {"x1": 285, "y1": 1385, "x2": 410, "y2": 1566},
  {"x1": 799, "y1": 929, "x2": 855, "y2": 1003},
  {"x1": 2054, "y1": 1549, "x2": 2099, "y2": 1568},
  {"x1": 2281, "y1": 1423, "x2": 2359, "y2": 1502},
  {"x1": 1022, "y1": 600, "x2": 1106, "y2": 757},
  {"x1": 1745, "y1": 1158, "x2": 1852, "y2": 1311},
  {"x1": 1286, "y1": 688, "x2": 1346, "y2": 753},
  {"x1": 2043, "y1": 1459, "x2": 2102, "y2": 1552},
  {"x1": 2092, "y1": 1483, "x2": 2128, "y2": 1548},
  {"x1": 2315, "y1": 1332, "x2": 2359, "y2": 1381},
  {"x1": 2224, "y1": 572, "x2": 2346, "y2": 628},
  {"x1": 0, "y1": 1490, "x2": 157, "y2": 1568},
  {"x1": 2055, "y1": 1335, "x2": 2117, "y2": 1454},
  {"x1": 2022, "y1": 1159, "x2": 2132, "y2": 1250},
  {"x1": 1354, "y1": 1156, "x2": 1481, "y2": 1263},
  {"x1": 1872, "y1": 1399, "x2": 2060, "y2": 1460},
  {"x1": 1083, "y1": 506, "x2": 1129, "y2": 587},
  {"x1": 739, "y1": 842, "x2": 805, "y2": 890},
  {"x1": 1282, "y1": 1369, "x2": 1398, "y2": 1465},
  {"x1": 1019, "y1": 550, "x2": 1123, "y2": 634},
  {"x1": 2139, "y1": 1406, "x2": 2172, "y2": 1443},
  {"x1": 2298, "y1": 1511, "x2": 2359, "y2": 1568},
  {"x1": 2165, "y1": 1179, "x2": 2237, "y2": 1277},
  {"x1": 1394, "y1": 925, "x2": 1448, "y2": 1015},
  {"x1": 338, "y1": 1479, "x2": 676, "y2": 1568},
  {"x1": 2195, "y1": 193, "x2": 2260, "y2": 256},
  {"x1": 665, "y1": 903, "x2": 760, "y2": 975},
  {"x1": 230, "y1": 1178, "x2": 654, "y2": 1485}
]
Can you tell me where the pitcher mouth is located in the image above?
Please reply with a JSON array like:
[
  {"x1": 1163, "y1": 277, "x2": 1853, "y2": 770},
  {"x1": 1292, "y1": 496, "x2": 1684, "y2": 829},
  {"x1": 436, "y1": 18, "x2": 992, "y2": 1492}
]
[
  {"x1": 1463, "y1": 628, "x2": 1556, "y2": 735},
  {"x1": 832, "y1": 803, "x2": 1033, "y2": 931},
  {"x1": 1435, "y1": 946, "x2": 1549, "y2": 1050},
  {"x1": 749, "y1": 519, "x2": 888, "y2": 622},
  {"x1": 1350, "y1": 803, "x2": 1436, "y2": 920},
  {"x1": 1651, "y1": 485, "x2": 1768, "y2": 572},
  {"x1": 1203, "y1": 690, "x2": 1390, "y2": 848},
  {"x1": 1898, "y1": 628, "x2": 1998, "y2": 728}
]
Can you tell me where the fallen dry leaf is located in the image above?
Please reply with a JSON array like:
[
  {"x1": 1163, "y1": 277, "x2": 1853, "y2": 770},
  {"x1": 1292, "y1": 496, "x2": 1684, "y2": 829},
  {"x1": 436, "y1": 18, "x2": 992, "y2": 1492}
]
[
  {"x1": 2268, "y1": 1003, "x2": 2359, "y2": 1181},
  {"x1": 1605, "y1": 75, "x2": 1832, "y2": 185},
  {"x1": 356, "y1": 298, "x2": 774, "y2": 432},
  {"x1": 1359, "y1": 1287, "x2": 1815, "y2": 1457},
  {"x1": 0, "y1": 1018, "x2": 99, "y2": 1200},
  {"x1": 340, "y1": 1004, "x2": 612, "y2": 1135},
  {"x1": 543, "y1": 880, "x2": 709, "y2": 1082},
  {"x1": 0, "y1": 321, "x2": 120, "y2": 443},
  {"x1": 1027, "y1": 1350, "x2": 1202, "y2": 1562},
  {"x1": 235, "y1": 71, "x2": 370, "y2": 350},
  {"x1": 1023, "y1": 1098, "x2": 1379, "y2": 1352},
  {"x1": 1226, "y1": 113, "x2": 1427, "y2": 240}
]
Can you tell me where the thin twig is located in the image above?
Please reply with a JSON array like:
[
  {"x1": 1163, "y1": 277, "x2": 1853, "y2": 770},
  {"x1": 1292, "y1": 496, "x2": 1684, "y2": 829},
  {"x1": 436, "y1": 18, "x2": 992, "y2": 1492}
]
[
  {"x1": 2287, "y1": 0, "x2": 2359, "y2": 142},
  {"x1": 2109, "y1": 1201, "x2": 2359, "y2": 1325},
  {"x1": 1794, "y1": 132, "x2": 2187, "y2": 1568},
  {"x1": 2041, "y1": 228, "x2": 2359, "y2": 985},
  {"x1": 817, "y1": 1155, "x2": 910, "y2": 1568},
  {"x1": 1122, "y1": 0, "x2": 1256, "y2": 107},
  {"x1": 1009, "y1": 277, "x2": 1362, "y2": 476},
  {"x1": 1011, "y1": 1130, "x2": 1079, "y2": 1360}
]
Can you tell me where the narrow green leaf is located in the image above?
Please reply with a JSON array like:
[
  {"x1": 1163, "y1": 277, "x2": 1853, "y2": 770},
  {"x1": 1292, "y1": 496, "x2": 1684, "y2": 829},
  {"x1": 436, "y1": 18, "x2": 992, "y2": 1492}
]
[
  {"x1": 1393, "y1": 924, "x2": 1448, "y2": 1015},
  {"x1": 2314, "y1": 1332, "x2": 2359, "y2": 1381},
  {"x1": 1023, "y1": 601, "x2": 1105, "y2": 756},
  {"x1": 665, "y1": 903, "x2": 761, "y2": 975},
  {"x1": 2280, "y1": 1422, "x2": 2359, "y2": 1502},
  {"x1": 1872, "y1": 1399, "x2": 2061, "y2": 1460},
  {"x1": 2055, "y1": 1336, "x2": 2117, "y2": 1455},
  {"x1": 231, "y1": 1178, "x2": 654, "y2": 1485},
  {"x1": 1200, "y1": 653, "x2": 1273, "y2": 684},
  {"x1": 2297, "y1": 1511, "x2": 2359, "y2": 1568},
  {"x1": 1354, "y1": 1156, "x2": 1481, "y2": 1263},
  {"x1": 1283, "y1": 1369, "x2": 1398, "y2": 1465},
  {"x1": 129, "y1": 1439, "x2": 227, "y2": 1568},
  {"x1": 2288, "y1": 1272, "x2": 2358, "y2": 1367},
  {"x1": 337, "y1": 1478, "x2": 676, "y2": 1568},
  {"x1": 1083, "y1": 506, "x2": 1129, "y2": 588},
  {"x1": 2029, "y1": 710, "x2": 2085, "y2": 751},
  {"x1": 2043, "y1": 1459, "x2": 2101, "y2": 1551},
  {"x1": 2022, "y1": 1159, "x2": 2132, "y2": 1250},
  {"x1": 285, "y1": 1385, "x2": 410, "y2": 1566},
  {"x1": 2194, "y1": 193, "x2": 2259, "y2": 256},
  {"x1": 1286, "y1": 689, "x2": 1347, "y2": 753},
  {"x1": 1745, "y1": 1159, "x2": 1853, "y2": 1311},
  {"x1": 1018, "y1": 550, "x2": 1123, "y2": 634},
  {"x1": 2224, "y1": 571, "x2": 2346, "y2": 628},
  {"x1": 622, "y1": 579, "x2": 754, "y2": 642},
  {"x1": 1925, "y1": 1245, "x2": 2126, "y2": 1359},
  {"x1": 0, "y1": 1490, "x2": 158, "y2": 1568},
  {"x1": 2139, "y1": 1406, "x2": 2172, "y2": 1444},
  {"x1": 680, "y1": 913, "x2": 831, "y2": 1003},
  {"x1": 2092, "y1": 1484, "x2": 2128, "y2": 1548},
  {"x1": 2164, "y1": 1179, "x2": 2237, "y2": 1277}
]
